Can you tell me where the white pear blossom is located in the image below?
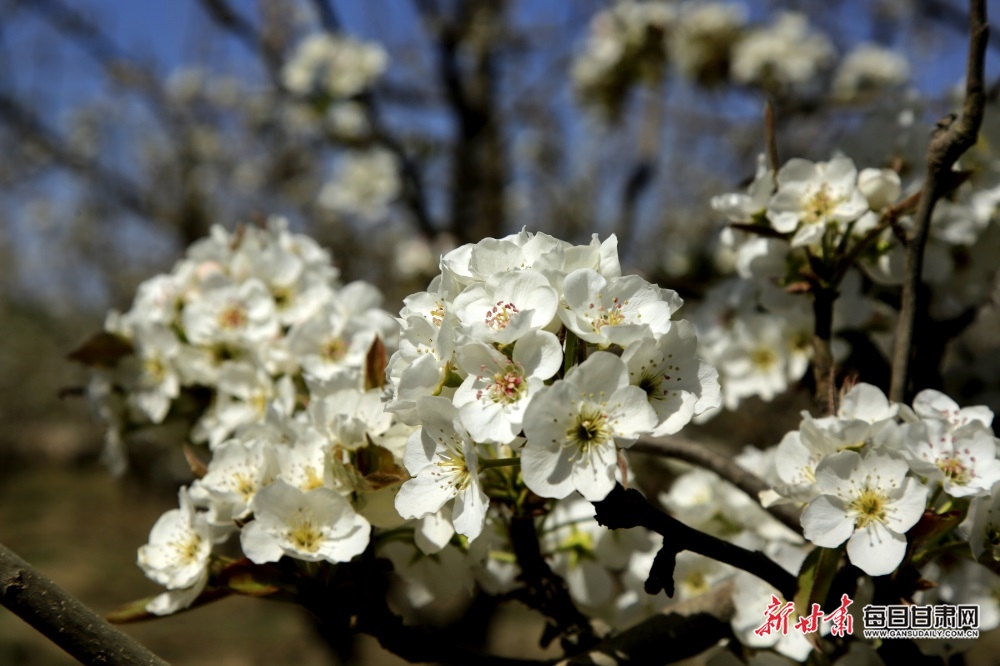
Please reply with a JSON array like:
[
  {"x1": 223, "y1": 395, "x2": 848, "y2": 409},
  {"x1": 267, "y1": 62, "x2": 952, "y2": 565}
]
[
  {"x1": 801, "y1": 450, "x2": 928, "y2": 576},
  {"x1": 241, "y1": 480, "x2": 370, "y2": 564},
  {"x1": 394, "y1": 397, "x2": 488, "y2": 540},
  {"x1": 181, "y1": 278, "x2": 279, "y2": 348},
  {"x1": 833, "y1": 43, "x2": 909, "y2": 100},
  {"x1": 857, "y1": 167, "x2": 902, "y2": 211},
  {"x1": 711, "y1": 154, "x2": 774, "y2": 224},
  {"x1": 137, "y1": 489, "x2": 213, "y2": 615},
  {"x1": 621, "y1": 320, "x2": 721, "y2": 436},
  {"x1": 907, "y1": 388, "x2": 994, "y2": 432},
  {"x1": 120, "y1": 323, "x2": 182, "y2": 423},
  {"x1": 453, "y1": 330, "x2": 562, "y2": 444},
  {"x1": 452, "y1": 269, "x2": 558, "y2": 344},
  {"x1": 521, "y1": 352, "x2": 657, "y2": 501},
  {"x1": 730, "y1": 12, "x2": 834, "y2": 93},
  {"x1": 190, "y1": 435, "x2": 279, "y2": 527},
  {"x1": 318, "y1": 148, "x2": 400, "y2": 221},
  {"x1": 281, "y1": 33, "x2": 387, "y2": 99},
  {"x1": 559, "y1": 269, "x2": 682, "y2": 348},
  {"x1": 767, "y1": 156, "x2": 870, "y2": 248},
  {"x1": 901, "y1": 420, "x2": 1000, "y2": 498}
]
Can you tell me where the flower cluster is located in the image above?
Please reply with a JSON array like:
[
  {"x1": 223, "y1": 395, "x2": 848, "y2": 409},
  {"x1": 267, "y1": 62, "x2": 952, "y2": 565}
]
[
  {"x1": 82, "y1": 219, "x2": 405, "y2": 612},
  {"x1": 318, "y1": 147, "x2": 401, "y2": 222},
  {"x1": 761, "y1": 383, "x2": 1000, "y2": 576},
  {"x1": 281, "y1": 33, "x2": 388, "y2": 101},
  {"x1": 650, "y1": 383, "x2": 1000, "y2": 660},
  {"x1": 572, "y1": 3, "x2": 910, "y2": 116},
  {"x1": 387, "y1": 230, "x2": 721, "y2": 541},
  {"x1": 86, "y1": 226, "x2": 720, "y2": 618},
  {"x1": 702, "y1": 144, "x2": 1000, "y2": 410},
  {"x1": 729, "y1": 12, "x2": 835, "y2": 95},
  {"x1": 571, "y1": 0, "x2": 678, "y2": 116}
]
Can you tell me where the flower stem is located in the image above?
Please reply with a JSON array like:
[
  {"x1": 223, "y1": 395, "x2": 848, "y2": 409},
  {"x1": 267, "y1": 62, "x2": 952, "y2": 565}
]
[{"x1": 479, "y1": 456, "x2": 521, "y2": 470}]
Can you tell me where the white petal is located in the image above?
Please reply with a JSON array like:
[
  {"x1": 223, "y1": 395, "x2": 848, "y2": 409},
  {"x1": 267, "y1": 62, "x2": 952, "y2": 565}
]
[
  {"x1": 452, "y1": 482, "x2": 489, "y2": 541},
  {"x1": 240, "y1": 520, "x2": 284, "y2": 564},
  {"x1": 847, "y1": 522, "x2": 907, "y2": 576},
  {"x1": 801, "y1": 495, "x2": 854, "y2": 547},
  {"x1": 394, "y1": 470, "x2": 454, "y2": 519}
]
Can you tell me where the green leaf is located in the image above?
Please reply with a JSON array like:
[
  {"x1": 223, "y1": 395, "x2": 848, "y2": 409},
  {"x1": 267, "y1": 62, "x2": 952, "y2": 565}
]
[
  {"x1": 794, "y1": 546, "x2": 841, "y2": 616},
  {"x1": 107, "y1": 588, "x2": 232, "y2": 624},
  {"x1": 106, "y1": 596, "x2": 160, "y2": 624},
  {"x1": 215, "y1": 559, "x2": 293, "y2": 599}
]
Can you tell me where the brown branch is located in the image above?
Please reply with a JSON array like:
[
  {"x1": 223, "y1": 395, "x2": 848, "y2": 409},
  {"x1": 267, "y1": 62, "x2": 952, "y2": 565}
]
[
  {"x1": 764, "y1": 99, "x2": 780, "y2": 173},
  {"x1": 812, "y1": 286, "x2": 838, "y2": 415},
  {"x1": 0, "y1": 542, "x2": 169, "y2": 666},
  {"x1": 592, "y1": 485, "x2": 798, "y2": 600},
  {"x1": 631, "y1": 435, "x2": 803, "y2": 536},
  {"x1": 889, "y1": 0, "x2": 988, "y2": 403},
  {"x1": 508, "y1": 514, "x2": 599, "y2": 651},
  {"x1": 309, "y1": 0, "x2": 341, "y2": 31}
]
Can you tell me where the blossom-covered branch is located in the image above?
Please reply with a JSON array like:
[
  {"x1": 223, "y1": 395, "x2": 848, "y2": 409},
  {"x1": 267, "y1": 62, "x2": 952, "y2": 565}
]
[{"x1": 890, "y1": 0, "x2": 989, "y2": 402}]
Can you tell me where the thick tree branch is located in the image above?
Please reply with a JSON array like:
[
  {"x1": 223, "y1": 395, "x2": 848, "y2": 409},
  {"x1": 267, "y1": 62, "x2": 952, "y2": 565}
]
[
  {"x1": 631, "y1": 435, "x2": 803, "y2": 536},
  {"x1": 593, "y1": 485, "x2": 798, "y2": 601},
  {"x1": 0, "y1": 542, "x2": 169, "y2": 666},
  {"x1": 890, "y1": 0, "x2": 988, "y2": 403}
]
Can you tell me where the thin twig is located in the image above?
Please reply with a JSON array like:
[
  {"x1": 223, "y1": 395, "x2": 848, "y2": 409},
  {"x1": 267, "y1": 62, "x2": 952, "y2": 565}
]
[
  {"x1": 812, "y1": 286, "x2": 838, "y2": 415},
  {"x1": 0, "y1": 542, "x2": 169, "y2": 666},
  {"x1": 889, "y1": 0, "x2": 988, "y2": 403},
  {"x1": 764, "y1": 99, "x2": 780, "y2": 173},
  {"x1": 631, "y1": 435, "x2": 803, "y2": 535}
]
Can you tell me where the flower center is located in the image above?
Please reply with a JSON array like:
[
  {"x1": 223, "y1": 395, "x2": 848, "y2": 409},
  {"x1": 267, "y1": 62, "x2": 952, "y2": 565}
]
[
  {"x1": 172, "y1": 533, "x2": 203, "y2": 564},
  {"x1": 485, "y1": 300, "x2": 520, "y2": 331},
  {"x1": 937, "y1": 456, "x2": 970, "y2": 486},
  {"x1": 566, "y1": 406, "x2": 612, "y2": 458},
  {"x1": 803, "y1": 184, "x2": 837, "y2": 224},
  {"x1": 143, "y1": 356, "x2": 166, "y2": 382},
  {"x1": 287, "y1": 517, "x2": 323, "y2": 553},
  {"x1": 435, "y1": 448, "x2": 472, "y2": 492},
  {"x1": 272, "y1": 286, "x2": 292, "y2": 309},
  {"x1": 476, "y1": 362, "x2": 527, "y2": 404},
  {"x1": 218, "y1": 304, "x2": 248, "y2": 330},
  {"x1": 234, "y1": 474, "x2": 257, "y2": 500},
  {"x1": 750, "y1": 346, "x2": 778, "y2": 370},
  {"x1": 591, "y1": 296, "x2": 627, "y2": 331},
  {"x1": 322, "y1": 337, "x2": 347, "y2": 362},
  {"x1": 849, "y1": 487, "x2": 888, "y2": 529},
  {"x1": 638, "y1": 371, "x2": 664, "y2": 400},
  {"x1": 430, "y1": 302, "x2": 446, "y2": 327}
]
